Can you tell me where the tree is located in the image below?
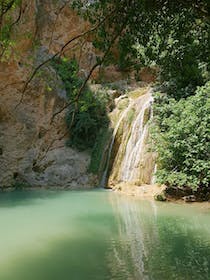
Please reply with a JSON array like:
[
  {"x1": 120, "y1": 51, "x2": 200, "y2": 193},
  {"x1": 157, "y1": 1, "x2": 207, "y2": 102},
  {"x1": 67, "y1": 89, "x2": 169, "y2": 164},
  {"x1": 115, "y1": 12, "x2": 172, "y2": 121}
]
[{"x1": 72, "y1": 0, "x2": 210, "y2": 97}]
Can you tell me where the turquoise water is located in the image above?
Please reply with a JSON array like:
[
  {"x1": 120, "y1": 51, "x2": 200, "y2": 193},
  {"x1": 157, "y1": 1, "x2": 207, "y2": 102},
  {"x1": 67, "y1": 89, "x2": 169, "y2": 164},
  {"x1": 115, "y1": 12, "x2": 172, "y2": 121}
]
[{"x1": 0, "y1": 190, "x2": 210, "y2": 280}]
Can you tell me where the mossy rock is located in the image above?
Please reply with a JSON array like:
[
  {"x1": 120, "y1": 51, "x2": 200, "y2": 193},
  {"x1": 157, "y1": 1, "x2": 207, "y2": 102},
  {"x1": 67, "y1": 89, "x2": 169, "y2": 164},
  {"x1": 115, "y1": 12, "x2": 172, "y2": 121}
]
[{"x1": 155, "y1": 192, "x2": 167, "y2": 201}]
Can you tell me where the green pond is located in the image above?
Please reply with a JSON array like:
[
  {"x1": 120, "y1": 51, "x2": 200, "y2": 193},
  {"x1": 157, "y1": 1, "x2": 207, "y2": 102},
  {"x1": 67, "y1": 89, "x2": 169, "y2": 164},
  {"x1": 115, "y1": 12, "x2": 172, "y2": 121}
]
[{"x1": 0, "y1": 190, "x2": 210, "y2": 280}]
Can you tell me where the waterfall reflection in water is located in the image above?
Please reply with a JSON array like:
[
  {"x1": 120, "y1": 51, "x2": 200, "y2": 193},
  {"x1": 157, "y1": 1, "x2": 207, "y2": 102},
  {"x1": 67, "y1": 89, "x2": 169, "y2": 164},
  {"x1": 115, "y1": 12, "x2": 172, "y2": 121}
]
[
  {"x1": 109, "y1": 194, "x2": 210, "y2": 280},
  {"x1": 108, "y1": 194, "x2": 159, "y2": 280}
]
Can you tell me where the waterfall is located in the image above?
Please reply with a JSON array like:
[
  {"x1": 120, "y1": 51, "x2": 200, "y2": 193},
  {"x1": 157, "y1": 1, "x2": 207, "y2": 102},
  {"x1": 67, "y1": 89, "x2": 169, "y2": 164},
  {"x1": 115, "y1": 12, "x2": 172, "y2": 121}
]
[
  {"x1": 102, "y1": 87, "x2": 155, "y2": 188},
  {"x1": 151, "y1": 164, "x2": 157, "y2": 185},
  {"x1": 100, "y1": 100, "x2": 134, "y2": 187},
  {"x1": 120, "y1": 90, "x2": 153, "y2": 182}
]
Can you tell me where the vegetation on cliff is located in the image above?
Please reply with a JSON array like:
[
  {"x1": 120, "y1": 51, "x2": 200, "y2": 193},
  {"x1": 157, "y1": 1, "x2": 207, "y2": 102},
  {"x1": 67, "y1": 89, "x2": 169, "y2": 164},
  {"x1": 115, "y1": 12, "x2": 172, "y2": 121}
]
[
  {"x1": 0, "y1": 0, "x2": 22, "y2": 60},
  {"x1": 51, "y1": 58, "x2": 110, "y2": 151}
]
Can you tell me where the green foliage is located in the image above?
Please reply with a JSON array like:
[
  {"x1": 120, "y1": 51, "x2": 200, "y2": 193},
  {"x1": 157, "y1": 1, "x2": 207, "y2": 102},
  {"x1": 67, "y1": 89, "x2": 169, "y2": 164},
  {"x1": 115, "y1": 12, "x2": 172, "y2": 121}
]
[
  {"x1": 0, "y1": 0, "x2": 22, "y2": 60},
  {"x1": 52, "y1": 58, "x2": 110, "y2": 151},
  {"x1": 151, "y1": 82, "x2": 210, "y2": 189},
  {"x1": 51, "y1": 57, "x2": 82, "y2": 98},
  {"x1": 136, "y1": 14, "x2": 210, "y2": 98},
  {"x1": 66, "y1": 94, "x2": 109, "y2": 151},
  {"x1": 88, "y1": 126, "x2": 111, "y2": 174},
  {"x1": 72, "y1": 0, "x2": 210, "y2": 98}
]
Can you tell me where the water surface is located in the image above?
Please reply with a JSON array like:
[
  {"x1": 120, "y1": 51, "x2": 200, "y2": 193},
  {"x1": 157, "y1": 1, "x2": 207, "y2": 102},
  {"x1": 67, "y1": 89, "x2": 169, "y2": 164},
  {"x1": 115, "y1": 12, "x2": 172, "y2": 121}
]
[{"x1": 0, "y1": 190, "x2": 209, "y2": 280}]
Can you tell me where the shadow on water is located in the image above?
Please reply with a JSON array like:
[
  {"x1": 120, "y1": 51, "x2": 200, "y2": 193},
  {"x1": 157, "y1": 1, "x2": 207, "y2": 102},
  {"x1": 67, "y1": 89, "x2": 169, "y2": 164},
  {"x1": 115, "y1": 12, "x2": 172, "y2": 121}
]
[
  {"x1": 0, "y1": 191, "x2": 118, "y2": 280},
  {"x1": 0, "y1": 190, "x2": 62, "y2": 208},
  {"x1": 0, "y1": 235, "x2": 113, "y2": 280},
  {"x1": 0, "y1": 189, "x2": 105, "y2": 208}
]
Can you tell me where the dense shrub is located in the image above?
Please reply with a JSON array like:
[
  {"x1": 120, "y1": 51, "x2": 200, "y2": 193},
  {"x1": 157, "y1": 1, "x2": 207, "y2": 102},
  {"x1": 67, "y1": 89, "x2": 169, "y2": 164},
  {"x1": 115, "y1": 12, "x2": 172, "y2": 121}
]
[
  {"x1": 152, "y1": 82, "x2": 210, "y2": 190},
  {"x1": 88, "y1": 127, "x2": 111, "y2": 174},
  {"x1": 52, "y1": 58, "x2": 109, "y2": 151},
  {"x1": 66, "y1": 90, "x2": 109, "y2": 150}
]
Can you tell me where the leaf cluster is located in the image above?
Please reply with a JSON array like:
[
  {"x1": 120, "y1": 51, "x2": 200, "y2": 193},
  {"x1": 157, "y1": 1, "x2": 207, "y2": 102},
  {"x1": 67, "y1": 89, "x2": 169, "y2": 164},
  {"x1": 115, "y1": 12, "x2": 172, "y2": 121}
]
[
  {"x1": 0, "y1": 0, "x2": 22, "y2": 60},
  {"x1": 72, "y1": 0, "x2": 210, "y2": 97},
  {"x1": 151, "y1": 82, "x2": 210, "y2": 189},
  {"x1": 52, "y1": 58, "x2": 110, "y2": 151}
]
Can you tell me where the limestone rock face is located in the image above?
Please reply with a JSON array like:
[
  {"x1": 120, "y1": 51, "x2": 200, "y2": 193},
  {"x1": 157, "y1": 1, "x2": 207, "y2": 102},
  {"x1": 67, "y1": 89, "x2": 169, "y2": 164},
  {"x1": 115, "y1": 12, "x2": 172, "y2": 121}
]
[
  {"x1": 0, "y1": 0, "x2": 97, "y2": 188},
  {"x1": 0, "y1": 57, "x2": 95, "y2": 188}
]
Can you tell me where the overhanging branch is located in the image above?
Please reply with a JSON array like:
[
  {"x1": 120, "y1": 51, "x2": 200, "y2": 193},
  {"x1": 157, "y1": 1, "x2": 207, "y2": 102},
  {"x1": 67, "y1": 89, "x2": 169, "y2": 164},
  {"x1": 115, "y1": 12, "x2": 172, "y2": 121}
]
[{"x1": 15, "y1": 7, "x2": 118, "y2": 109}]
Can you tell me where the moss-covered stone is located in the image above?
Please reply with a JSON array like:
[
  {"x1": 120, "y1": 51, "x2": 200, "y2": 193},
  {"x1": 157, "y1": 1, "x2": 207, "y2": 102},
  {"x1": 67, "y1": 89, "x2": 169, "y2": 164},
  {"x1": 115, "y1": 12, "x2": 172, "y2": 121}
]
[{"x1": 155, "y1": 192, "x2": 167, "y2": 201}]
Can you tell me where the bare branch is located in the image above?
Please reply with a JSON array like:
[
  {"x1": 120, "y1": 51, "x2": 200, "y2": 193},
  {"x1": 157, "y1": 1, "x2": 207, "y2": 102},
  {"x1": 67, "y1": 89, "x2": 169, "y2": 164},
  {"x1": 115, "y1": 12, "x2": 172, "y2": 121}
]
[
  {"x1": 0, "y1": 0, "x2": 15, "y2": 29},
  {"x1": 48, "y1": 0, "x2": 72, "y2": 51},
  {"x1": 15, "y1": 7, "x2": 117, "y2": 108},
  {"x1": 50, "y1": 15, "x2": 129, "y2": 124},
  {"x1": 10, "y1": 0, "x2": 24, "y2": 28}
]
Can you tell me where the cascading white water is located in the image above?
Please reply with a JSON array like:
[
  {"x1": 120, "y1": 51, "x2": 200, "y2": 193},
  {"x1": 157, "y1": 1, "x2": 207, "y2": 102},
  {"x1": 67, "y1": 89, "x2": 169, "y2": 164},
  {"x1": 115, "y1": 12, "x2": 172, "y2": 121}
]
[
  {"x1": 100, "y1": 100, "x2": 134, "y2": 187},
  {"x1": 102, "y1": 87, "x2": 155, "y2": 187},
  {"x1": 120, "y1": 90, "x2": 153, "y2": 182},
  {"x1": 151, "y1": 164, "x2": 157, "y2": 185}
]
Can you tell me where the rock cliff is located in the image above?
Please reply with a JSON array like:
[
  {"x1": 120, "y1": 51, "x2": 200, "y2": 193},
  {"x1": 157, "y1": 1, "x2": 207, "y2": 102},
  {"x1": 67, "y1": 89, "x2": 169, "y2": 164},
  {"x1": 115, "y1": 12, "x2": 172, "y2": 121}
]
[{"x1": 0, "y1": 0, "x2": 97, "y2": 188}]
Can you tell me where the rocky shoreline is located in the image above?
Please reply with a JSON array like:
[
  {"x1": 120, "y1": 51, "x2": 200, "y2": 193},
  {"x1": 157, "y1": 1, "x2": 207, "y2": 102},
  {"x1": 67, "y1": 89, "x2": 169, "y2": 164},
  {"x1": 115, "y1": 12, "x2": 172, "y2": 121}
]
[
  {"x1": 1, "y1": 183, "x2": 209, "y2": 204},
  {"x1": 112, "y1": 183, "x2": 210, "y2": 203},
  {"x1": 112, "y1": 183, "x2": 165, "y2": 199}
]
